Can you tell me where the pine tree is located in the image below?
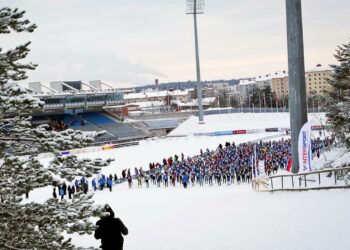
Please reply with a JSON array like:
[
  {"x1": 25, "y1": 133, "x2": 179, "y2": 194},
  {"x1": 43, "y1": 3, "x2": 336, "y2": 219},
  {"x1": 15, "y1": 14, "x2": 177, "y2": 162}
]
[
  {"x1": 0, "y1": 7, "x2": 113, "y2": 249},
  {"x1": 326, "y1": 41, "x2": 350, "y2": 148}
]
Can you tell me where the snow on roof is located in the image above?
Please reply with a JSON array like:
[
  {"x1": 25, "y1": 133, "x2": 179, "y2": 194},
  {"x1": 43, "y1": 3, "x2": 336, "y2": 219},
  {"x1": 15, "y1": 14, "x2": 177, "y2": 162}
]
[
  {"x1": 306, "y1": 64, "x2": 332, "y2": 73},
  {"x1": 255, "y1": 74, "x2": 273, "y2": 82},
  {"x1": 132, "y1": 101, "x2": 164, "y2": 108},
  {"x1": 124, "y1": 89, "x2": 189, "y2": 100},
  {"x1": 174, "y1": 97, "x2": 216, "y2": 106},
  {"x1": 255, "y1": 71, "x2": 288, "y2": 81},
  {"x1": 238, "y1": 79, "x2": 256, "y2": 86}
]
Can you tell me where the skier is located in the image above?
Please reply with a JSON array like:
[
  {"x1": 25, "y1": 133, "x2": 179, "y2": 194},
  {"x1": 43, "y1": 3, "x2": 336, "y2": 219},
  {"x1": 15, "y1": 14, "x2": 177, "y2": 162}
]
[
  {"x1": 62, "y1": 182, "x2": 67, "y2": 195},
  {"x1": 145, "y1": 175, "x2": 150, "y2": 188},
  {"x1": 92, "y1": 178, "x2": 97, "y2": 191},
  {"x1": 137, "y1": 175, "x2": 142, "y2": 188},
  {"x1": 53, "y1": 187, "x2": 57, "y2": 199},
  {"x1": 182, "y1": 173, "x2": 188, "y2": 189},
  {"x1": 107, "y1": 178, "x2": 113, "y2": 192},
  {"x1": 75, "y1": 179, "x2": 80, "y2": 192},
  {"x1": 122, "y1": 169, "x2": 126, "y2": 181},
  {"x1": 156, "y1": 173, "x2": 162, "y2": 187},
  {"x1": 99, "y1": 178, "x2": 105, "y2": 190},
  {"x1": 127, "y1": 175, "x2": 132, "y2": 188},
  {"x1": 95, "y1": 205, "x2": 128, "y2": 250},
  {"x1": 59, "y1": 186, "x2": 65, "y2": 200},
  {"x1": 164, "y1": 173, "x2": 169, "y2": 187},
  {"x1": 67, "y1": 185, "x2": 72, "y2": 199},
  {"x1": 81, "y1": 181, "x2": 88, "y2": 194}
]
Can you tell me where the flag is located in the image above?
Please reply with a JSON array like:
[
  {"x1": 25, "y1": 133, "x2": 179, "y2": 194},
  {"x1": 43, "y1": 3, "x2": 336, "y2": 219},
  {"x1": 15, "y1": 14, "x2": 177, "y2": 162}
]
[{"x1": 286, "y1": 157, "x2": 292, "y2": 172}]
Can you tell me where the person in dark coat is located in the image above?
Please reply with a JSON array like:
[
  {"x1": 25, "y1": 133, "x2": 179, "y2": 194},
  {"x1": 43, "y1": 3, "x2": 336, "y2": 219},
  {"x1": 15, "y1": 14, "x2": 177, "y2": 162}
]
[
  {"x1": 62, "y1": 182, "x2": 67, "y2": 195},
  {"x1": 95, "y1": 205, "x2": 128, "y2": 250},
  {"x1": 53, "y1": 187, "x2": 57, "y2": 199},
  {"x1": 67, "y1": 185, "x2": 72, "y2": 199}
]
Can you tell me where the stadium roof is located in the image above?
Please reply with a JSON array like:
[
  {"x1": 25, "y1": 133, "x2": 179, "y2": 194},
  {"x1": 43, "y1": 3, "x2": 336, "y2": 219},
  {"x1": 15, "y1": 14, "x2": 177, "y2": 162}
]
[
  {"x1": 144, "y1": 119, "x2": 179, "y2": 130},
  {"x1": 124, "y1": 89, "x2": 190, "y2": 100}
]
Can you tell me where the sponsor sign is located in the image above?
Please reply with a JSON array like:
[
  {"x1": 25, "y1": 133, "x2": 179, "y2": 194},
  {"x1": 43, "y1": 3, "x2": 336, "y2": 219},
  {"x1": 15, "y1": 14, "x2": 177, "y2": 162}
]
[
  {"x1": 265, "y1": 128, "x2": 279, "y2": 132},
  {"x1": 232, "y1": 130, "x2": 247, "y2": 135},
  {"x1": 298, "y1": 122, "x2": 312, "y2": 173}
]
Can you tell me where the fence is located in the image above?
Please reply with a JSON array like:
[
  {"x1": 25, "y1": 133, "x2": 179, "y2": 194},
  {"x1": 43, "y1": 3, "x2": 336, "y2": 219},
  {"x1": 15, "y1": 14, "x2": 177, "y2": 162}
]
[
  {"x1": 200, "y1": 107, "x2": 326, "y2": 116},
  {"x1": 267, "y1": 166, "x2": 350, "y2": 192}
]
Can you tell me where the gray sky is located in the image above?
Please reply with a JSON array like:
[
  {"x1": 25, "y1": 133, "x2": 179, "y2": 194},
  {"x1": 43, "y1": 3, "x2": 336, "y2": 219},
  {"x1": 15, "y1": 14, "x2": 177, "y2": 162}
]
[{"x1": 2, "y1": 0, "x2": 350, "y2": 87}]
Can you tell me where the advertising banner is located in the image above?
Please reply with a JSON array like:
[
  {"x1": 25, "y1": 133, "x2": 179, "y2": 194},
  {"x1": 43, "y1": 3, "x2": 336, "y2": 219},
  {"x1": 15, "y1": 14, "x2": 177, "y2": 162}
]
[{"x1": 298, "y1": 122, "x2": 312, "y2": 173}]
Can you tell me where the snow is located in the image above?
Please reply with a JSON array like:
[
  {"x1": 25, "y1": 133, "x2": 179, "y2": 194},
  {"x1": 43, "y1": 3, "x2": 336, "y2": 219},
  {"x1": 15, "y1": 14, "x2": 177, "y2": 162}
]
[
  {"x1": 29, "y1": 112, "x2": 349, "y2": 250},
  {"x1": 170, "y1": 112, "x2": 326, "y2": 136},
  {"x1": 306, "y1": 64, "x2": 332, "y2": 73},
  {"x1": 255, "y1": 71, "x2": 288, "y2": 82},
  {"x1": 124, "y1": 89, "x2": 190, "y2": 100},
  {"x1": 70, "y1": 184, "x2": 350, "y2": 250},
  {"x1": 239, "y1": 79, "x2": 256, "y2": 86}
]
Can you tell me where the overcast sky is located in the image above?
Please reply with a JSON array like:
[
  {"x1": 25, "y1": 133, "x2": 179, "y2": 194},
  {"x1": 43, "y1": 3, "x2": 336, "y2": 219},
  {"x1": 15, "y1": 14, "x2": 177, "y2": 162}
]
[{"x1": 2, "y1": 0, "x2": 350, "y2": 87}]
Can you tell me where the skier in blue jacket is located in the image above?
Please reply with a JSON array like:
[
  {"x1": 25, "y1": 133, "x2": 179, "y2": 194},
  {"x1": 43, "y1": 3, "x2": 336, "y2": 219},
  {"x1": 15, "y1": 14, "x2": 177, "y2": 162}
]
[
  {"x1": 92, "y1": 179, "x2": 97, "y2": 191},
  {"x1": 182, "y1": 173, "x2": 188, "y2": 189},
  {"x1": 107, "y1": 178, "x2": 113, "y2": 192}
]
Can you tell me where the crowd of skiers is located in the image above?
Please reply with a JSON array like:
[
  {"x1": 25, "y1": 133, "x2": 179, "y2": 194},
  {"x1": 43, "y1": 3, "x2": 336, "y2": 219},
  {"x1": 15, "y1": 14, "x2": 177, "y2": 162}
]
[
  {"x1": 53, "y1": 134, "x2": 335, "y2": 197},
  {"x1": 53, "y1": 174, "x2": 122, "y2": 200},
  {"x1": 120, "y1": 135, "x2": 335, "y2": 189}
]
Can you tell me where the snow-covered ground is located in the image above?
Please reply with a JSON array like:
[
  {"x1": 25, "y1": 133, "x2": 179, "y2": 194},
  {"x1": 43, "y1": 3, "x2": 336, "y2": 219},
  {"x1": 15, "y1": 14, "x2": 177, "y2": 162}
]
[
  {"x1": 70, "y1": 183, "x2": 350, "y2": 250},
  {"x1": 169, "y1": 112, "x2": 327, "y2": 136},
  {"x1": 32, "y1": 112, "x2": 349, "y2": 250}
]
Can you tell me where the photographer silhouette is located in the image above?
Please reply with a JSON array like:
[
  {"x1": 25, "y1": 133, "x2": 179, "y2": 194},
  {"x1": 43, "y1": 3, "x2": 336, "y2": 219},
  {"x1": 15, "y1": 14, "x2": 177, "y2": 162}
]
[{"x1": 94, "y1": 205, "x2": 128, "y2": 250}]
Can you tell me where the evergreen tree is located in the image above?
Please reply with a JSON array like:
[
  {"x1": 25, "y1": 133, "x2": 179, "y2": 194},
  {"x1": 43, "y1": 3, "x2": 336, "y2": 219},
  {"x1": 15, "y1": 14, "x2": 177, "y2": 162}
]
[
  {"x1": 0, "y1": 7, "x2": 112, "y2": 249},
  {"x1": 326, "y1": 40, "x2": 350, "y2": 148}
]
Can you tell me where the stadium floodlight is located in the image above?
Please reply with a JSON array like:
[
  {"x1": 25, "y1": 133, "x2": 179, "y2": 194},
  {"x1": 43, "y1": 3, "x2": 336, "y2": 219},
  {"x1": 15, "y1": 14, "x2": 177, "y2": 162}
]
[
  {"x1": 286, "y1": 0, "x2": 308, "y2": 173},
  {"x1": 186, "y1": 0, "x2": 205, "y2": 14},
  {"x1": 186, "y1": 0, "x2": 205, "y2": 123}
]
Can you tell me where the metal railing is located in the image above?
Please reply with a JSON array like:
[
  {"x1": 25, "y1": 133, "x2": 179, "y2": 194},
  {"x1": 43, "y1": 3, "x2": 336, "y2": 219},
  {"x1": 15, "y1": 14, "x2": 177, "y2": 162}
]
[
  {"x1": 268, "y1": 166, "x2": 350, "y2": 192},
  {"x1": 199, "y1": 107, "x2": 326, "y2": 116}
]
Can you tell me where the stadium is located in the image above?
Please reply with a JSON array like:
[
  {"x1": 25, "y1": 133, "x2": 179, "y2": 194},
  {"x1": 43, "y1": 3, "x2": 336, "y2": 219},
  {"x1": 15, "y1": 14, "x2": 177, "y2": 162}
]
[{"x1": 24, "y1": 80, "x2": 172, "y2": 146}]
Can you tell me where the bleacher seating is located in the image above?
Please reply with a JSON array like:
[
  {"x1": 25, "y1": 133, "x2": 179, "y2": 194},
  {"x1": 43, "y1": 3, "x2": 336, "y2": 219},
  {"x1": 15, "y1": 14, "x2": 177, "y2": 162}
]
[
  {"x1": 38, "y1": 111, "x2": 147, "y2": 142},
  {"x1": 50, "y1": 114, "x2": 82, "y2": 127},
  {"x1": 76, "y1": 112, "x2": 146, "y2": 141},
  {"x1": 100, "y1": 123, "x2": 144, "y2": 139},
  {"x1": 82, "y1": 112, "x2": 116, "y2": 125}
]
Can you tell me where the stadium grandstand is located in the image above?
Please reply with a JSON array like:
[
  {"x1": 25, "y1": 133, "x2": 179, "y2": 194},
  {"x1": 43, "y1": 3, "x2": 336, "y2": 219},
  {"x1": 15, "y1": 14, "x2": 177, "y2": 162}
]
[{"x1": 22, "y1": 81, "x2": 150, "y2": 145}]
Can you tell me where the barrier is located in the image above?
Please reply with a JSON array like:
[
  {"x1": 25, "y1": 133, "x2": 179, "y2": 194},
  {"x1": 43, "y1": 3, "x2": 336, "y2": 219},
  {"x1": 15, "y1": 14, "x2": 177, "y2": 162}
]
[
  {"x1": 193, "y1": 125, "x2": 328, "y2": 137},
  {"x1": 233, "y1": 130, "x2": 247, "y2": 135}
]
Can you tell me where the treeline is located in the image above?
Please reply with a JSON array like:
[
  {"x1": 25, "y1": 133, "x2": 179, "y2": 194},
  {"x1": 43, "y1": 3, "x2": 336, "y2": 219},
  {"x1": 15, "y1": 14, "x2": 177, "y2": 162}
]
[{"x1": 134, "y1": 79, "x2": 240, "y2": 92}]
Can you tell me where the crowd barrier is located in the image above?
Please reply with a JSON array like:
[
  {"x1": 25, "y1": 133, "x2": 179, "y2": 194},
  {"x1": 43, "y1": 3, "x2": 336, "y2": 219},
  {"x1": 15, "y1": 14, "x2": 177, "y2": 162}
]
[
  {"x1": 193, "y1": 125, "x2": 329, "y2": 137},
  {"x1": 32, "y1": 144, "x2": 118, "y2": 160}
]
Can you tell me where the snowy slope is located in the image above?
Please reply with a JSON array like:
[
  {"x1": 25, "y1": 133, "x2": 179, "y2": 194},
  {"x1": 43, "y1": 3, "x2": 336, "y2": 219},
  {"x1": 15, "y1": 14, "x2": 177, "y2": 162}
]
[{"x1": 170, "y1": 112, "x2": 327, "y2": 136}]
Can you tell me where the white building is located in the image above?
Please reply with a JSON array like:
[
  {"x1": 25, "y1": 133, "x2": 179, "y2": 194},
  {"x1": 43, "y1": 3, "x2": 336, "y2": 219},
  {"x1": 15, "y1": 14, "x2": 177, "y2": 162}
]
[{"x1": 238, "y1": 79, "x2": 257, "y2": 98}]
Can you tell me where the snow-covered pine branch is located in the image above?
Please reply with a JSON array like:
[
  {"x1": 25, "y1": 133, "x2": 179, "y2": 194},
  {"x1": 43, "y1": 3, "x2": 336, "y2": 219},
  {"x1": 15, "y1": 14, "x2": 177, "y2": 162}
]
[
  {"x1": 0, "y1": 7, "x2": 113, "y2": 249},
  {"x1": 326, "y1": 41, "x2": 350, "y2": 148}
]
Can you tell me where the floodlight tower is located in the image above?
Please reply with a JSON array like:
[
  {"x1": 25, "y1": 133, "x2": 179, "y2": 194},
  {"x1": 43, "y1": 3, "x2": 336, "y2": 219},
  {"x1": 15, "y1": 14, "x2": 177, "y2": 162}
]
[
  {"x1": 286, "y1": 0, "x2": 308, "y2": 173},
  {"x1": 186, "y1": 0, "x2": 205, "y2": 123}
]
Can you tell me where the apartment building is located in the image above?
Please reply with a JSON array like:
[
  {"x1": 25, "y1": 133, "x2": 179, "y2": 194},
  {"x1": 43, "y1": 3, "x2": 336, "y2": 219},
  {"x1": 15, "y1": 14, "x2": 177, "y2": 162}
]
[
  {"x1": 305, "y1": 64, "x2": 332, "y2": 96},
  {"x1": 270, "y1": 71, "x2": 289, "y2": 99}
]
